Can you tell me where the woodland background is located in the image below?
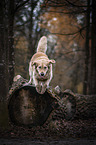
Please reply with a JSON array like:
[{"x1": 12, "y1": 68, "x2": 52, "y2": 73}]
[{"x1": 0, "y1": 0, "x2": 96, "y2": 118}]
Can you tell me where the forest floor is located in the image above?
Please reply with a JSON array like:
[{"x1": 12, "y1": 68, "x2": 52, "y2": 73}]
[
  {"x1": 0, "y1": 138, "x2": 96, "y2": 145},
  {"x1": 0, "y1": 118, "x2": 96, "y2": 145}
]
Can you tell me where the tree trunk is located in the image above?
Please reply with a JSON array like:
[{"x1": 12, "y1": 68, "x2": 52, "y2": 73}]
[
  {"x1": 8, "y1": 0, "x2": 15, "y2": 88},
  {"x1": 0, "y1": 0, "x2": 15, "y2": 100},
  {"x1": 0, "y1": 0, "x2": 15, "y2": 128},
  {"x1": 0, "y1": 1, "x2": 9, "y2": 128},
  {"x1": 0, "y1": 0, "x2": 8, "y2": 101},
  {"x1": 28, "y1": 0, "x2": 34, "y2": 55},
  {"x1": 83, "y1": 0, "x2": 90, "y2": 95},
  {"x1": 89, "y1": 0, "x2": 96, "y2": 94},
  {"x1": 28, "y1": 0, "x2": 39, "y2": 57}
]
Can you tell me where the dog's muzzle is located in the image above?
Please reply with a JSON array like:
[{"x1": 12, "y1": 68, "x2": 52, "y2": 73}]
[
  {"x1": 40, "y1": 72, "x2": 45, "y2": 77},
  {"x1": 37, "y1": 72, "x2": 48, "y2": 81}
]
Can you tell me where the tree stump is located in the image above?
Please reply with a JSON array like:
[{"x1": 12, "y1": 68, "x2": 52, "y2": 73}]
[
  {"x1": 8, "y1": 85, "x2": 58, "y2": 127},
  {"x1": 8, "y1": 76, "x2": 76, "y2": 127}
]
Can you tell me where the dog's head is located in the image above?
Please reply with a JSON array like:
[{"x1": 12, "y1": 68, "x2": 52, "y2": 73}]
[{"x1": 32, "y1": 59, "x2": 55, "y2": 79}]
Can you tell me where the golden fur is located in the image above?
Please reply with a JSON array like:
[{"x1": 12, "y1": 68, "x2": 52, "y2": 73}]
[{"x1": 29, "y1": 36, "x2": 55, "y2": 94}]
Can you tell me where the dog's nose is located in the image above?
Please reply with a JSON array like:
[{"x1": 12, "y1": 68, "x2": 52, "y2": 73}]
[{"x1": 40, "y1": 72, "x2": 44, "y2": 76}]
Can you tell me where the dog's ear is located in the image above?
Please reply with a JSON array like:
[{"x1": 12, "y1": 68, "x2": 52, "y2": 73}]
[{"x1": 49, "y1": 59, "x2": 56, "y2": 64}]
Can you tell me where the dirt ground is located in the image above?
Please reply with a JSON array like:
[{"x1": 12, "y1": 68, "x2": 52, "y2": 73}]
[
  {"x1": 0, "y1": 118, "x2": 96, "y2": 145},
  {"x1": 0, "y1": 138, "x2": 96, "y2": 145}
]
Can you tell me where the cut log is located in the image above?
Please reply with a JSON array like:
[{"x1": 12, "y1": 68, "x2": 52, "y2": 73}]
[
  {"x1": 47, "y1": 87, "x2": 76, "y2": 121},
  {"x1": 8, "y1": 76, "x2": 96, "y2": 128},
  {"x1": 8, "y1": 76, "x2": 76, "y2": 127},
  {"x1": 64, "y1": 89, "x2": 96, "y2": 119},
  {"x1": 8, "y1": 85, "x2": 58, "y2": 127}
]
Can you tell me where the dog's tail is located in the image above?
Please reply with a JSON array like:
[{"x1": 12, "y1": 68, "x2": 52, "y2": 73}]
[{"x1": 37, "y1": 36, "x2": 47, "y2": 53}]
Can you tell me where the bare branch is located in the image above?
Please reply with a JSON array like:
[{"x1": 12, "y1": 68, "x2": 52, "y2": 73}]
[
  {"x1": 44, "y1": 0, "x2": 88, "y2": 8},
  {"x1": 43, "y1": 0, "x2": 68, "y2": 7},
  {"x1": 65, "y1": 0, "x2": 88, "y2": 8},
  {"x1": 14, "y1": 0, "x2": 30, "y2": 14},
  {"x1": 50, "y1": 26, "x2": 87, "y2": 37},
  {"x1": 46, "y1": 10, "x2": 87, "y2": 14},
  {"x1": 63, "y1": 50, "x2": 85, "y2": 55}
]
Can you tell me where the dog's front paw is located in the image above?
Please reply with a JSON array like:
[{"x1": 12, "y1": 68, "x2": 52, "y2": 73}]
[
  {"x1": 36, "y1": 85, "x2": 42, "y2": 94},
  {"x1": 40, "y1": 84, "x2": 47, "y2": 94},
  {"x1": 36, "y1": 84, "x2": 47, "y2": 94}
]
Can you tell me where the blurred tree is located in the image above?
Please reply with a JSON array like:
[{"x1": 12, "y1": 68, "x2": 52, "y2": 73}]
[
  {"x1": 83, "y1": 0, "x2": 96, "y2": 95},
  {"x1": 14, "y1": 0, "x2": 47, "y2": 79},
  {"x1": 42, "y1": 0, "x2": 96, "y2": 94},
  {"x1": 83, "y1": 0, "x2": 90, "y2": 94},
  {"x1": 0, "y1": 0, "x2": 32, "y2": 128},
  {"x1": 0, "y1": 0, "x2": 15, "y2": 128},
  {"x1": 14, "y1": 0, "x2": 40, "y2": 55},
  {"x1": 40, "y1": 0, "x2": 86, "y2": 92},
  {"x1": 89, "y1": 0, "x2": 96, "y2": 94},
  {"x1": 0, "y1": 0, "x2": 31, "y2": 99},
  {"x1": 0, "y1": 0, "x2": 15, "y2": 100}
]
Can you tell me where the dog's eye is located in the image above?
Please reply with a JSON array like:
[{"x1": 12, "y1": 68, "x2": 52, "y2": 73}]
[
  {"x1": 44, "y1": 66, "x2": 47, "y2": 69},
  {"x1": 38, "y1": 66, "x2": 41, "y2": 69}
]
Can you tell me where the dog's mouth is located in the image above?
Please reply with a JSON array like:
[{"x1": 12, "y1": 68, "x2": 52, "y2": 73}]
[
  {"x1": 40, "y1": 75, "x2": 45, "y2": 79},
  {"x1": 37, "y1": 74, "x2": 48, "y2": 81}
]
